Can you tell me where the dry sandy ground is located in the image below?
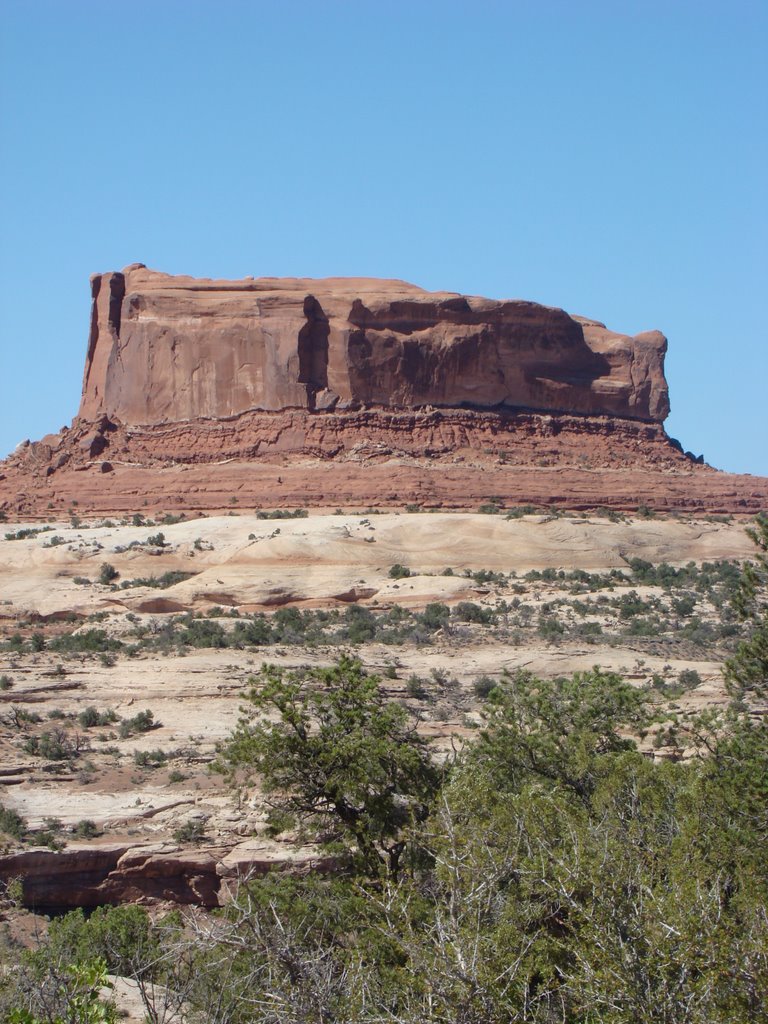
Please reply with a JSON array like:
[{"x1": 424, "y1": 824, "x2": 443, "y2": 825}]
[{"x1": 0, "y1": 511, "x2": 760, "y2": 878}]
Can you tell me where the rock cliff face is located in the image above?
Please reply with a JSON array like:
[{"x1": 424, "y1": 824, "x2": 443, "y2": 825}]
[
  {"x1": 79, "y1": 265, "x2": 670, "y2": 425},
  {"x1": 3, "y1": 265, "x2": 767, "y2": 517}
]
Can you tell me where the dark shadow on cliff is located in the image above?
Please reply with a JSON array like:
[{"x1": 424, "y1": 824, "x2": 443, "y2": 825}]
[{"x1": 298, "y1": 296, "x2": 330, "y2": 409}]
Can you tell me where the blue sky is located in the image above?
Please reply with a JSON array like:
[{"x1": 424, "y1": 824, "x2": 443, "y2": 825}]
[{"x1": 1, "y1": 0, "x2": 766, "y2": 475}]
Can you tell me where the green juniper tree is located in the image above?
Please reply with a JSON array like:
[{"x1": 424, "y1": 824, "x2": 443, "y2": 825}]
[
  {"x1": 216, "y1": 655, "x2": 441, "y2": 879},
  {"x1": 725, "y1": 512, "x2": 768, "y2": 699}
]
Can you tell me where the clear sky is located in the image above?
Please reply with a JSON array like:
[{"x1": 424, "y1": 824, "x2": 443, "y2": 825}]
[{"x1": 1, "y1": 0, "x2": 766, "y2": 475}]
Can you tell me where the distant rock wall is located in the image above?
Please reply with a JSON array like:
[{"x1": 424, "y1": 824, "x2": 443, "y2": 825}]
[{"x1": 79, "y1": 266, "x2": 670, "y2": 425}]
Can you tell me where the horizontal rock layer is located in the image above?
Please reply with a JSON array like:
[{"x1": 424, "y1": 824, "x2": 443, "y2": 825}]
[
  {"x1": 79, "y1": 265, "x2": 670, "y2": 424},
  {"x1": 2, "y1": 408, "x2": 767, "y2": 516},
  {"x1": 0, "y1": 841, "x2": 337, "y2": 910}
]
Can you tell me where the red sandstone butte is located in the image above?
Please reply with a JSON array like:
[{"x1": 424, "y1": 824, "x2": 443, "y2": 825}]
[
  {"x1": 80, "y1": 265, "x2": 669, "y2": 425},
  {"x1": 1, "y1": 265, "x2": 766, "y2": 517}
]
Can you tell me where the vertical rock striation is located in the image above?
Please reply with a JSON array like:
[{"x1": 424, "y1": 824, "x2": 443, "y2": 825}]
[{"x1": 78, "y1": 265, "x2": 670, "y2": 426}]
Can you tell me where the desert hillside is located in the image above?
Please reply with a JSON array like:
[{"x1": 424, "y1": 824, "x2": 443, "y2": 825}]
[{"x1": 0, "y1": 509, "x2": 762, "y2": 911}]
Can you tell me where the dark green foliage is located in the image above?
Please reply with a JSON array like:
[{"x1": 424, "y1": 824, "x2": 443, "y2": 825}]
[
  {"x1": 678, "y1": 667, "x2": 703, "y2": 689},
  {"x1": 178, "y1": 616, "x2": 228, "y2": 648},
  {"x1": 98, "y1": 563, "x2": 119, "y2": 584},
  {"x1": 255, "y1": 508, "x2": 309, "y2": 519},
  {"x1": 216, "y1": 656, "x2": 441, "y2": 878},
  {"x1": 45, "y1": 904, "x2": 159, "y2": 978},
  {"x1": 340, "y1": 604, "x2": 378, "y2": 644},
  {"x1": 73, "y1": 819, "x2": 99, "y2": 838},
  {"x1": 133, "y1": 748, "x2": 167, "y2": 768},
  {"x1": 417, "y1": 602, "x2": 450, "y2": 631},
  {"x1": 0, "y1": 802, "x2": 26, "y2": 839},
  {"x1": 468, "y1": 568, "x2": 507, "y2": 585},
  {"x1": 118, "y1": 709, "x2": 157, "y2": 738},
  {"x1": 472, "y1": 667, "x2": 647, "y2": 799},
  {"x1": 77, "y1": 706, "x2": 118, "y2": 729},
  {"x1": 389, "y1": 563, "x2": 411, "y2": 579},
  {"x1": 6, "y1": 659, "x2": 768, "y2": 1022},
  {"x1": 472, "y1": 674, "x2": 497, "y2": 698},
  {"x1": 454, "y1": 601, "x2": 494, "y2": 624},
  {"x1": 537, "y1": 612, "x2": 565, "y2": 639},
  {"x1": 4, "y1": 527, "x2": 52, "y2": 541},
  {"x1": 505, "y1": 504, "x2": 538, "y2": 518},
  {"x1": 173, "y1": 819, "x2": 206, "y2": 844},
  {"x1": 23, "y1": 729, "x2": 78, "y2": 761},
  {"x1": 119, "y1": 570, "x2": 196, "y2": 589},
  {"x1": 725, "y1": 513, "x2": 768, "y2": 698},
  {"x1": 146, "y1": 531, "x2": 166, "y2": 547},
  {"x1": 49, "y1": 629, "x2": 123, "y2": 654}
]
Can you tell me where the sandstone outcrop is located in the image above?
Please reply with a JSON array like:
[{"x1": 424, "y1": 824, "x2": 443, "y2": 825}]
[
  {"x1": 2, "y1": 266, "x2": 766, "y2": 517},
  {"x1": 80, "y1": 265, "x2": 669, "y2": 425},
  {"x1": 0, "y1": 840, "x2": 337, "y2": 910}
]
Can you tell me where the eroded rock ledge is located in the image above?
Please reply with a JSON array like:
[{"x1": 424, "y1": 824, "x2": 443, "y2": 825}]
[{"x1": 0, "y1": 840, "x2": 337, "y2": 910}]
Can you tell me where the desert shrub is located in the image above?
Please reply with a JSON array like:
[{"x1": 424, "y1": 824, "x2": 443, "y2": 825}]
[
  {"x1": 5, "y1": 527, "x2": 52, "y2": 541},
  {"x1": 678, "y1": 668, "x2": 703, "y2": 689},
  {"x1": 98, "y1": 563, "x2": 119, "y2": 584},
  {"x1": 389, "y1": 563, "x2": 411, "y2": 579},
  {"x1": 0, "y1": 675, "x2": 12, "y2": 691},
  {"x1": 672, "y1": 594, "x2": 697, "y2": 616},
  {"x1": 118, "y1": 709, "x2": 157, "y2": 738},
  {"x1": 418, "y1": 603, "x2": 451, "y2": 632},
  {"x1": 178, "y1": 617, "x2": 228, "y2": 648},
  {"x1": 624, "y1": 615, "x2": 664, "y2": 637},
  {"x1": 174, "y1": 819, "x2": 206, "y2": 844},
  {"x1": 255, "y1": 508, "x2": 308, "y2": 520},
  {"x1": 406, "y1": 674, "x2": 427, "y2": 699},
  {"x1": 472, "y1": 675, "x2": 497, "y2": 698},
  {"x1": 680, "y1": 617, "x2": 717, "y2": 644},
  {"x1": 5, "y1": 708, "x2": 42, "y2": 726},
  {"x1": 146, "y1": 531, "x2": 166, "y2": 547},
  {"x1": 340, "y1": 604, "x2": 378, "y2": 644},
  {"x1": 574, "y1": 621, "x2": 603, "y2": 637},
  {"x1": 470, "y1": 568, "x2": 507, "y2": 585},
  {"x1": 505, "y1": 504, "x2": 538, "y2": 519},
  {"x1": 49, "y1": 629, "x2": 123, "y2": 654},
  {"x1": 454, "y1": 601, "x2": 494, "y2": 625},
  {"x1": 616, "y1": 591, "x2": 653, "y2": 619},
  {"x1": 120, "y1": 570, "x2": 196, "y2": 590},
  {"x1": 538, "y1": 614, "x2": 565, "y2": 639},
  {"x1": 23, "y1": 729, "x2": 78, "y2": 761},
  {"x1": 0, "y1": 803, "x2": 26, "y2": 839},
  {"x1": 232, "y1": 614, "x2": 273, "y2": 646},
  {"x1": 78, "y1": 707, "x2": 118, "y2": 729},
  {"x1": 133, "y1": 749, "x2": 167, "y2": 768},
  {"x1": 73, "y1": 819, "x2": 100, "y2": 838}
]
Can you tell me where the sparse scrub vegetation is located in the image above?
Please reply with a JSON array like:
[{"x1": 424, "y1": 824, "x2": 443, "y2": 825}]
[
  {"x1": 98, "y1": 562, "x2": 119, "y2": 584},
  {"x1": 118, "y1": 710, "x2": 158, "y2": 738},
  {"x1": 255, "y1": 508, "x2": 308, "y2": 519}
]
